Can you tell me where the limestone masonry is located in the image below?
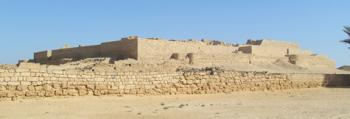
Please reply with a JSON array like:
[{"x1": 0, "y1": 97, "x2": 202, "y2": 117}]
[
  {"x1": 33, "y1": 36, "x2": 335, "y2": 69},
  {"x1": 0, "y1": 36, "x2": 348, "y2": 100},
  {"x1": 0, "y1": 68, "x2": 348, "y2": 100}
]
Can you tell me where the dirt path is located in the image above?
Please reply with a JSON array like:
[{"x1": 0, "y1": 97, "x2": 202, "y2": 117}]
[{"x1": 0, "y1": 88, "x2": 349, "y2": 119}]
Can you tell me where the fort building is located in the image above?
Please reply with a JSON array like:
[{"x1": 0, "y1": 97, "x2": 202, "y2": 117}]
[
  {"x1": 33, "y1": 36, "x2": 335, "y2": 69},
  {"x1": 0, "y1": 35, "x2": 346, "y2": 100}
]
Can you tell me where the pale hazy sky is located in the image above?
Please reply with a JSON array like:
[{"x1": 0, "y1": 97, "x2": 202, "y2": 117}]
[{"x1": 0, "y1": 0, "x2": 349, "y2": 66}]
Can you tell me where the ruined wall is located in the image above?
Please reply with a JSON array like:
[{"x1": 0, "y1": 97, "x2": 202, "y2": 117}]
[
  {"x1": 100, "y1": 38, "x2": 138, "y2": 60},
  {"x1": 138, "y1": 39, "x2": 238, "y2": 62},
  {"x1": 288, "y1": 55, "x2": 336, "y2": 69},
  {"x1": 34, "y1": 45, "x2": 101, "y2": 65},
  {"x1": 259, "y1": 40, "x2": 299, "y2": 48},
  {"x1": 34, "y1": 51, "x2": 51, "y2": 64},
  {"x1": 50, "y1": 45, "x2": 101, "y2": 61},
  {"x1": 193, "y1": 53, "x2": 251, "y2": 65},
  {"x1": 338, "y1": 66, "x2": 350, "y2": 71},
  {"x1": 191, "y1": 53, "x2": 280, "y2": 66},
  {"x1": 238, "y1": 45, "x2": 311, "y2": 57},
  {"x1": 33, "y1": 38, "x2": 330, "y2": 68},
  {"x1": 33, "y1": 38, "x2": 138, "y2": 64},
  {"x1": 0, "y1": 67, "x2": 346, "y2": 100},
  {"x1": 238, "y1": 40, "x2": 312, "y2": 57}
]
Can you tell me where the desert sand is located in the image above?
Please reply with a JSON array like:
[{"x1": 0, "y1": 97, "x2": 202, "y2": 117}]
[{"x1": 0, "y1": 88, "x2": 349, "y2": 119}]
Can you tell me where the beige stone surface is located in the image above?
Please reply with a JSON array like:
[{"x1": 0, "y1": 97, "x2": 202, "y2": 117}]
[
  {"x1": 1, "y1": 36, "x2": 347, "y2": 101},
  {"x1": 0, "y1": 36, "x2": 346, "y2": 118},
  {"x1": 3, "y1": 66, "x2": 347, "y2": 99},
  {"x1": 0, "y1": 88, "x2": 350, "y2": 119},
  {"x1": 138, "y1": 38, "x2": 237, "y2": 61},
  {"x1": 31, "y1": 36, "x2": 336, "y2": 70}
]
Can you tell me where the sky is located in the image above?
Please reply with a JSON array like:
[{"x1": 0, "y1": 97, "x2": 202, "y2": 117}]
[{"x1": 0, "y1": 0, "x2": 349, "y2": 66}]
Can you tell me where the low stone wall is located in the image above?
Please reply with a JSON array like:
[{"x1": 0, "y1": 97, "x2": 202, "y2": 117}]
[{"x1": 0, "y1": 68, "x2": 347, "y2": 100}]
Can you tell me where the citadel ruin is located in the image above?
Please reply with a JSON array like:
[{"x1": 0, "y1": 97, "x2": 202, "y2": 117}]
[
  {"x1": 0, "y1": 36, "x2": 349, "y2": 100},
  {"x1": 34, "y1": 36, "x2": 335, "y2": 69}
]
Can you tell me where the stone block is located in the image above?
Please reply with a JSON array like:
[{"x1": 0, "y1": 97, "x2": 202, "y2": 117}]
[
  {"x1": 45, "y1": 91, "x2": 55, "y2": 97},
  {"x1": 95, "y1": 85, "x2": 110, "y2": 90},
  {"x1": 78, "y1": 90, "x2": 88, "y2": 96},
  {"x1": 61, "y1": 83, "x2": 69, "y2": 89},
  {"x1": 27, "y1": 85, "x2": 35, "y2": 91},
  {"x1": 7, "y1": 85, "x2": 17, "y2": 91},
  {"x1": 0, "y1": 85, "x2": 6, "y2": 91},
  {"x1": 100, "y1": 90, "x2": 109, "y2": 95},
  {"x1": 20, "y1": 81, "x2": 31, "y2": 85},
  {"x1": 16, "y1": 85, "x2": 27, "y2": 91},
  {"x1": 86, "y1": 84, "x2": 95, "y2": 90},
  {"x1": 93, "y1": 90, "x2": 101, "y2": 96},
  {"x1": 25, "y1": 92, "x2": 37, "y2": 97},
  {"x1": 0, "y1": 91, "x2": 7, "y2": 97},
  {"x1": 37, "y1": 91, "x2": 45, "y2": 96},
  {"x1": 43, "y1": 84, "x2": 53, "y2": 91},
  {"x1": 76, "y1": 85, "x2": 87, "y2": 90},
  {"x1": 21, "y1": 72, "x2": 31, "y2": 77},
  {"x1": 15, "y1": 91, "x2": 25, "y2": 97},
  {"x1": 55, "y1": 90, "x2": 63, "y2": 96},
  {"x1": 52, "y1": 83, "x2": 61, "y2": 89},
  {"x1": 63, "y1": 89, "x2": 78, "y2": 96},
  {"x1": 107, "y1": 90, "x2": 120, "y2": 95},
  {"x1": 35, "y1": 86, "x2": 43, "y2": 91}
]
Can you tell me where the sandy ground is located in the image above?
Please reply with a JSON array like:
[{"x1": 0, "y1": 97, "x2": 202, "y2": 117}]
[{"x1": 0, "y1": 88, "x2": 350, "y2": 119}]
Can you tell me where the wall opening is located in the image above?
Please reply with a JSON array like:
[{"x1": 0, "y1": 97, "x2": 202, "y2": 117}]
[{"x1": 170, "y1": 53, "x2": 180, "y2": 60}]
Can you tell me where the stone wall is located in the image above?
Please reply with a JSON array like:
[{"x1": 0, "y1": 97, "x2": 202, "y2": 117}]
[
  {"x1": 288, "y1": 54, "x2": 336, "y2": 69},
  {"x1": 0, "y1": 68, "x2": 347, "y2": 100},
  {"x1": 33, "y1": 37, "x2": 335, "y2": 71},
  {"x1": 238, "y1": 43, "x2": 312, "y2": 57},
  {"x1": 138, "y1": 39, "x2": 238, "y2": 61},
  {"x1": 100, "y1": 38, "x2": 138, "y2": 60},
  {"x1": 34, "y1": 37, "x2": 138, "y2": 64},
  {"x1": 50, "y1": 45, "x2": 101, "y2": 61},
  {"x1": 34, "y1": 51, "x2": 51, "y2": 64}
]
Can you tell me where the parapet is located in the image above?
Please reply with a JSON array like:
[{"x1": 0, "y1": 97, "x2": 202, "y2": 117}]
[
  {"x1": 338, "y1": 66, "x2": 350, "y2": 71},
  {"x1": 287, "y1": 54, "x2": 336, "y2": 69},
  {"x1": 34, "y1": 36, "x2": 138, "y2": 65},
  {"x1": 246, "y1": 39, "x2": 263, "y2": 45},
  {"x1": 238, "y1": 39, "x2": 311, "y2": 57},
  {"x1": 246, "y1": 39, "x2": 299, "y2": 47},
  {"x1": 31, "y1": 36, "x2": 335, "y2": 72}
]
